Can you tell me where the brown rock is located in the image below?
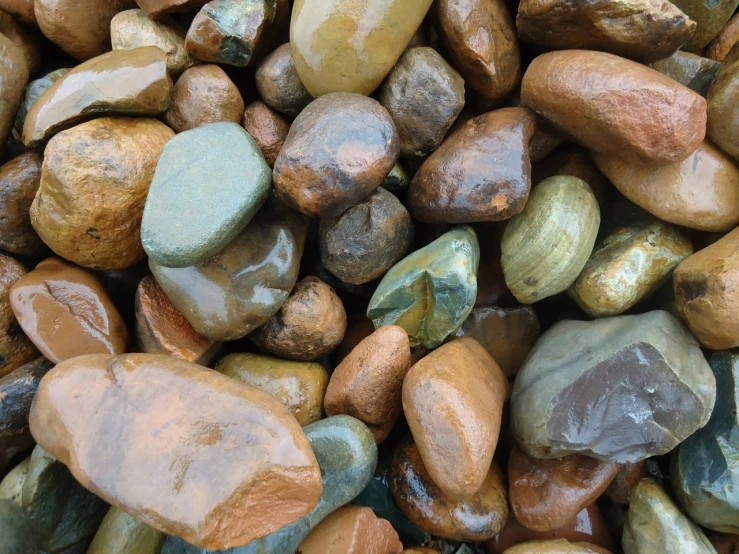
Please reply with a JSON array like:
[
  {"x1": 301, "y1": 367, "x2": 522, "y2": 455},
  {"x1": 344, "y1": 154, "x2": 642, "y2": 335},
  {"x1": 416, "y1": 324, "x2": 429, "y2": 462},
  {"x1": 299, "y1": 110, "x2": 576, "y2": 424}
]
[
  {"x1": 241, "y1": 100, "x2": 289, "y2": 168},
  {"x1": 29, "y1": 353, "x2": 322, "y2": 550},
  {"x1": 521, "y1": 50, "x2": 707, "y2": 164},
  {"x1": 531, "y1": 145, "x2": 610, "y2": 204},
  {"x1": 10, "y1": 257, "x2": 127, "y2": 363},
  {"x1": 592, "y1": 141, "x2": 739, "y2": 232},
  {"x1": 135, "y1": 0, "x2": 208, "y2": 18},
  {"x1": 402, "y1": 549, "x2": 437, "y2": 554},
  {"x1": 0, "y1": 0, "x2": 35, "y2": 25},
  {"x1": 707, "y1": 530, "x2": 739, "y2": 554},
  {"x1": 605, "y1": 461, "x2": 647, "y2": 504},
  {"x1": 403, "y1": 338, "x2": 508, "y2": 499},
  {"x1": 502, "y1": 539, "x2": 613, "y2": 554},
  {"x1": 0, "y1": 151, "x2": 47, "y2": 257},
  {"x1": 708, "y1": 14, "x2": 739, "y2": 61},
  {"x1": 34, "y1": 0, "x2": 135, "y2": 60},
  {"x1": 335, "y1": 309, "x2": 376, "y2": 363},
  {"x1": 409, "y1": 108, "x2": 536, "y2": 224},
  {"x1": 0, "y1": 255, "x2": 37, "y2": 379},
  {"x1": 255, "y1": 43, "x2": 313, "y2": 117},
  {"x1": 165, "y1": 64, "x2": 244, "y2": 133},
  {"x1": 435, "y1": 0, "x2": 521, "y2": 108},
  {"x1": 251, "y1": 276, "x2": 347, "y2": 361},
  {"x1": 273, "y1": 92, "x2": 399, "y2": 218},
  {"x1": 299, "y1": 505, "x2": 403, "y2": 554},
  {"x1": 135, "y1": 276, "x2": 219, "y2": 365},
  {"x1": 707, "y1": 43, "x2": 739, "y2": 160},
  {"x1": 0, "y1": 33, "x2": 28, "y2": 159},
  {"x1": 23, "y1": 46, "x2": 172, "y2": 148},
  {"x1": 324, "y1": 325, "x2": 411, "y2": 442},
  {"x1": 30, "y1": 117, "x2": 173, "y2": 271},
  {"x1": 0, "y1": 9, "x2": 39, "y2": 73},
  {"x1": 475, "y1": 229, "x2": 509, "y2": 307}
]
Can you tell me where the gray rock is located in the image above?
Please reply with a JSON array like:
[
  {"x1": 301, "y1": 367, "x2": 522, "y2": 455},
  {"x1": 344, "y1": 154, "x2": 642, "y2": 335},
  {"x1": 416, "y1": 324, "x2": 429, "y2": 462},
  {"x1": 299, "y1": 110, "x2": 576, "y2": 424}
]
[
  {"x1": 0, "y1": 498, "x2": 39, "y2": 554},
  {"x1": 650, "y1": 51, "x2": 720, "y2": 97}
]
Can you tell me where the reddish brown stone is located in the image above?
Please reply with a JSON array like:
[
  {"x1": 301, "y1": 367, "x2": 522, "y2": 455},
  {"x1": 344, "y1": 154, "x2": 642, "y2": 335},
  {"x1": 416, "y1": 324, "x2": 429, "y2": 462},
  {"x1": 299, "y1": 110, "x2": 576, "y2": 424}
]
[
  {"x1": 0, "y1": 151, "x2": 47, "y2": 257},
  {"x1": 605, "y1": 461, "x2": 647, "y2": 504},
  {"x1": 0, "y1": 255, "x2": 37, "y2": 378},
  {"x1": 707, "y1": 530, "x2": 739, "y2": 554},
  {"x1": 241, "y1": 100, "x2": 289, "y2": 168},
  {"x1": 0, "y1": 9, "x2": 40, "y2": 73},
  {"x1": 0, "y1": 0, "x2": 35, "y2": 25},
  {"x1": 707, "y1": 14, "x2": 739, "y2": 61}
]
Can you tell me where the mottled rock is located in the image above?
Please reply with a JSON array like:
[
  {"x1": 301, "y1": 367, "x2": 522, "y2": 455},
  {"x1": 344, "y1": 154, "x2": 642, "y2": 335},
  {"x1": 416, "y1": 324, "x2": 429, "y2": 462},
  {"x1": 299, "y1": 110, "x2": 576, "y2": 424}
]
[
  {"x1": 521, "y1": 50, "x2": 706, "y2": 164},
  {"x1": 605, "y1": 462, "x2": 648, "y2": 504},
  {"x1": 650, "y1": 50, "x2": 721, "y2": 96},
  {"x1": 409, "y1": 108, "x2": 535, "y2": 224},
  {"x1": 707, "y1": 43, "x2": 739, "y2": 160},
  {"x1": 0, "y1": 255, "x2": 37, "y2": 378},
  {"x1": 0, "y1": 33, "x2": 28, "y2": 159},
  {"x1": 274, "y1": 92, "x2": 399, "y2": 218},
  {"x1": 672, "y1": 0, "x2": 739, "y2": 50},
  {"x1": 88, "y1": 507, "x2": 165, "y2": 554},
  {"x1": 255, "y1": 43, "x2": 312, "y2": 117},
  {"x1": 0, "y1": 0, "x2": 34, "y2": 24},
  {"x1": 708, "y1": 14, "x2": 739, "y2": 61},
  {"x1": 135, "y1": 0, "x2": 209, "y2": 18},
  {"x1": 0, "y1": 498, "x2": 39, "y2": 554},
  {"x1": 367, "y1": 226, "x2": 479, "y2": 349},
  {"x1": 241, "y1": 100, "x2": 289, "y2": 168},
  {"x1": 0, "y1": 151, "x2": 46, "y2": 257},
  {"x1": 0, "y1": 10, "x2": 39, "y2": 74},
  {"x1": 511, "y1": 311, "x2": 716, "y2": 462},
  {"x1": 503, "y1": 539, "x2": 612, "y2": 554},
  {"x1": 0, "y1": 457, "x2": 29, "y2": 505}
]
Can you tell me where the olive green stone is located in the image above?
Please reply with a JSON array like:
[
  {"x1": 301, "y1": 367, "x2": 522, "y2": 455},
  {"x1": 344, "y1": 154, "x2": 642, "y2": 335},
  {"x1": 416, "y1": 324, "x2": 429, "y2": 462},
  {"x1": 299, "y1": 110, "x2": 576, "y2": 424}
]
[
  {"x1": 88, "y1": 507, "x2": 165, "y2": 554},
  {"x1": 12, "y1": 69, "x2": 69, "y2": 144},
  {"x1": 0, "y1": 498, "x2": 39, "y2": 554},
  {"x1": 650, "y1": 51, "x2": 720, "y2": 97},
  {"x1": 367, "y1": 226, "x2": 480, "y2": 349},
  {"x1": 0, "y1": 456, "x2": 29, "y2": 505},
  {"x1": 707, "y1": 43, "x2": 739, "y2": 160},
  {"x1": 672, "y1": 0, "x2": 739, "y2": 50},
  {"x1": 381, "y1": 162, "x2": 410, "y2": 193}
]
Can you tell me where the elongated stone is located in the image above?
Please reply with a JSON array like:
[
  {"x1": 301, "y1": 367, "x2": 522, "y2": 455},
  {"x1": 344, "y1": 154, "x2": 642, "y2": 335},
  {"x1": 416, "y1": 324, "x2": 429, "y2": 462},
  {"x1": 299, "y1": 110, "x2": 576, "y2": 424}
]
[
  {"x1": 88, "y1": 507, "x2": 165, "y2": 554},
  {"x1": 650, "y1": 51, "x2": 720, "y2": 97},
  {"x1": 13, "y1": 68, "x2": 70, "y2": 145},
  {"x1": 708, "y1": 14, "x2": 739, "y2": 61},
  {"x1": 0, "y1": 151, "x2": 47, "y2": 257},
  {"x1": 707, "y1": 43, "x2": 739, "y2": 160}
]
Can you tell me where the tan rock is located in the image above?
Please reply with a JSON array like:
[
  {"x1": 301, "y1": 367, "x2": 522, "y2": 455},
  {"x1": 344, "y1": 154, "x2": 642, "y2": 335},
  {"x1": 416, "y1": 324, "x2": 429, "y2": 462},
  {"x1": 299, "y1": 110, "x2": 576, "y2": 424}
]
[
  {"x1": 87, "y1": 507, "x2": 165, "y2": 554},
  {"x1": 0, "y1": 255, "x2": 37, "y2": 379},
  {"x1": 0, "y1": 33, "x2": 28, "y2": 159},
  {"x1": 0, "y1": 151, "x2": 47, "y2": 257},
  {"x1": 503, "y1": 539, "x2": 613, "y2": 554},
  {"x1": 0, "y1": 9, "x2": 40, "y2": 73},
  {"x1": 0, "y1": 457, "x2": 29, "y2": 505},
  {"x1": 707, "y1": 43, "x2": 739, "y2": 160},
  {"x1": 241, "y1": 100, "x2": 289, "y2": 168},
  {"x1": 135, "y1": 0, "x2": 208, "y2": 18},
  {"x1": 707, "y1": 14, "x2": 739, "y2": 61},
  {"x1": 0, "y1": 0, "x2": 35, "y2": 25}
]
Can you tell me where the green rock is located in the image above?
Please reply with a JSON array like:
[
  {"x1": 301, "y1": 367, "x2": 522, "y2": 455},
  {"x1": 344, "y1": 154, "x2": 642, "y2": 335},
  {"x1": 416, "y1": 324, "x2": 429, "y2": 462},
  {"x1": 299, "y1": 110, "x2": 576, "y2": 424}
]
[
  {"x1": 87, "y1": 507, "x2": 165, "y2": 554},
  {"x1": 0, "y1": 498, "x2": 39, "y2": 554},
  {"x1": 0, "y1": 456, "x2": 30, "y2": 505},
  {"x1": 12, "y1": 69, "x2": 69, "y2": 144},
  {"x1": 367, "y1": 226, "x2": 479, "y2": 348},
  {"x1": 142, "y1": 121, "x2": 271, "y2": 268},
  {"x1": 650, "y1": 51, "x2": 720, "y2": 97},
  {"x1": 381, "y1": 162, "x2": 410, "y2": 193},
  {"x1": 671, "y1": 0, "x2": 739, "y2": 50},
  {"x1": 672, "y1": 350, "x2": 739, "y2": 533}
]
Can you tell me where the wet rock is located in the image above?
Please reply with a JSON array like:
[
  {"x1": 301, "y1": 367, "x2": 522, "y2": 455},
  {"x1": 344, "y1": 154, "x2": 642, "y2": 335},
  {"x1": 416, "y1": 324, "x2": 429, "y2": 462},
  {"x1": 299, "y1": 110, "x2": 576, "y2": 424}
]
[
  {"x1": 255, "y1": 43, "x2": 312, "y2": 117},
  {"x1": 0, "y1": 498, "x2": 39, "y2": 554},
  {"x1": 409, "y1": 108, "x2": 535, "y2": 224},
  {"x1": 241, "y1": 100, "x2": 289, "y2": 168},
  {"x1": 367, "y1": 226, "x2": 479, "y2": 349},
  {"x1": 136, "y1": 0, "x2": 209, "y2": 18},
  {"x1": 650, "y1": 50, "x2": 721, "y2": 97},
  {"x1": 0, "y1": 0, "x2": 34, "y2": 25},
  {"x1": 319, "y1": 187, "x2": 415, "y2": 285},
  {"x1": 0, "y1": 151, "x2": 47, "y2": 257},
  {"x1": 707, "y1": 43, "x2": 739, "y2": 160},
  {"x1": 672, "y1": 0, "x2": 739, "y2": 50},
  {"x1": 511, "y1": 310, "x2": 716, "y2": 462},
  {"x1": 605, "y1": 462, "x2": 648, "y2": 504},
  {"x1": 13, "y1": 69, "x2": 69, "y2": 145},
  {"x1": 0, "y1": 255, "x2": 37, "y2": 378},
  {"x1": 502, "y1": 539, "x2": 612, "y2": 554},
  {"x1": 164, "y1": 65, "x2": 244, "y2": 133},
  {"x1": 10, "y1": 257, "x2": 127, "y2": 363},
  {"x1": 378, "y1": 46, "x2": 464, "y2": 158},
  {"x1": 290, "y1": 0, "x2": 433, "y2": 96},
  {"x1": 23, "y1": 46, "x2": 172, "y2": 148},
  {"x1": 521, "y1": 50, "x2": 706, "y2": 164},
  {"x1": 31, "y1": 117, "x2": 173, "y2": 271},
  {"x1": 150, "y1": 198, "x2": 308, "y2": 341},
  {"x1": 88, "y1": 507, "x2": 165, "y2": 554},
  {"x1": 0, "y1": 33, "x2": 28, "y2": 159},
  {"x1": 273, "y1": 92, "x2": 399, "y2": 218},
  {"x1": 216, "y1": 352, "x2": 328, "y2": 426},
  {"x1": 569, "y1": 221, "x2": 693, "y2": 317},
  {"x1": 0, "y1": 10, "x2": 39, "y2": 74},
  {"x1": 501, "y1": 176, "x2": 600, "y2": 304},
  {"x1": 29, "y1": 353, "x2": 322, "y2": 550},
  {"x1": 707, "y1": 14, "x2": 739, "y2": 61},
  {"x1": 531, "y1": 145, "x2": 611, "y2": 203}
]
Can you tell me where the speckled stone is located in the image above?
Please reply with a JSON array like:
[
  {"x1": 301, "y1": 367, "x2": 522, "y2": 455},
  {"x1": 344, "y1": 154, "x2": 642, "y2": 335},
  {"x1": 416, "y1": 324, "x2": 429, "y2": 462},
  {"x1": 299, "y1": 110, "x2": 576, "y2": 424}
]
[
  {"x1": 650, "y1": 51, "x2": 721, "y2": 97},
  {"x1": 0, "y1": 151, "x2": 47, "y2": 257},
  {"x1": 255, "y1": 43, "x2": 313, "y2": 117},
  {"x1": 707, "y1": 43, "x2": 739, "y2": 161},
  {"x1": 671, "y1": 0, "x2": 739, "y2": 50},
  {"x1": 0, "y1": 498, "x2": 39, "y2": 554},
  {"x1": 12, "y1": 69, "x2": 70, "y2": 145},
  {"x1": 87, "y1": 507, "x2": 165, "y2": 554}
]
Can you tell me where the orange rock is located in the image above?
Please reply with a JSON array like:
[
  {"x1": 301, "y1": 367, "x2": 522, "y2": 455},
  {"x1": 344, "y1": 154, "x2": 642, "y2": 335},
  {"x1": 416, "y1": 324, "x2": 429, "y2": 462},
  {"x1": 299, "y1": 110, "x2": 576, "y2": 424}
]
[
  {"x1": 707, "y1": 14, "x2": 739, "y2": 61},
  {"x1": 0, "y1": 255, "x2": 37, "y2": 378},
  {"x1": 241, "y1": 100, "x2": 289, "y2": 168}
]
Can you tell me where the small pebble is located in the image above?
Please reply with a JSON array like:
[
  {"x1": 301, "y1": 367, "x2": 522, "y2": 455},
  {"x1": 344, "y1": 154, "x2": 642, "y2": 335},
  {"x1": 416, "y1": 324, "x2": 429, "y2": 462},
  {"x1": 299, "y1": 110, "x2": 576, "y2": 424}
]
[{"x1": 255, "y1": 42, "x2": 313, "y2": 117}]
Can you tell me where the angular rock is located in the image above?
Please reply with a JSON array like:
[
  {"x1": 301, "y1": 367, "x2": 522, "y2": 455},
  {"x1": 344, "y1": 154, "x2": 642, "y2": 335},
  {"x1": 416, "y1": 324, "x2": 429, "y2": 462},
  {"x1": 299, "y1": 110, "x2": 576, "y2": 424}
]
[
  {"x1": 241, "y1": 100, "x2": 289, "y2": 168},
  {"x1": 0, "y1": 255, "x2": 37, "y2": 378},
  {"x1": 605, "y1": 462, "x2": 648, "y2": 505},
  {"x1": 13, "y1": 68, "x2": 70, "y2": 145},
  {"x1": 88, "y1": 507, "x2": 165, "y2": 554},
  {"x1": 0, "y1": 0, "x2": 34, "y2": 24},
  {"x1": 672, "y1": 0, "x2": 739, "y2": 50},
  {"x1": 367, "y1": 226, "x2": 479, "y2": 349},
  {"x1": 707, "y1": 43, "x2": 739, "y2": 160},
  {"x1": 707, "y1": 14, "x2": 739, "y2": 61},
  {"x1": 0, "y1": 33, "x2": 28, "y2": 159},
  {"x1": 650, "y1": 51, "x2": 721, "y2": 97},
  {"x1": 502, "y1": 539, "x2": 612, "y2": 554},
  {"x1": 0, "y1": 151, "x2": 47, "y2": 257},
  {"x1": 511, "y1": 311, "x2": 716, "y2": 462},
  {"x1": 409, "y1": 108, "x2": 536, "y2": 224},
  {"x1": 0, "y1": 498, "x2": 39, "y2": 554},
  {"x1": 136, "y1": 0, "x2": 209, "y2": 18},
  {"x1": 255, "y1": 43, "x2": 312, "y2": 117},
  {"x1": 521, "y1": 50, "x2": 706, "y2": 164}
]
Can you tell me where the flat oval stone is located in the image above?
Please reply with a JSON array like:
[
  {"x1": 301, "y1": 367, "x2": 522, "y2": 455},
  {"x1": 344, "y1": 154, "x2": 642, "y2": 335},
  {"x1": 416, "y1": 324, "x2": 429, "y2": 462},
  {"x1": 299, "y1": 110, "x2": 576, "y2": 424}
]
[
  {"x1": 511, "y1": 310, "x2": 716, "y2": 462},
  {"x1": 10, "y1": 257, "x2": 127, "y2": 363},
  {"x1": 0, "y1": 255, "x2": 37, "y2": 379},
  {"x1": 672, "y1": 0, "x2": 739, "y2": 50},
  {"x1": 707, "y1": 43, "x2": 739, "y2": 160},
  {"x1": 0, "y1": 151, "x2": 46, "y2": 257},
  {"x1": 0, "y1": 498, "x2": 39, "y2": 554},
  {"x1": 88, "y1": 507, "x2": 165, "y2": 554},
  {"x1": 605, "y1": 462, "x2": 648, "y2": 505},
  {"x1": 521, "y1": 50, "x2": 706, "y2": 164},
  {"x1": 592, "y1": 141, "x2": 739, "y2": 232},
  {"x1": 707, "y1": 13, "x2": 739, "y2": 61},
  {"x1": 501, "y1": 176, "x2": 600, "y2": 304},
  {"x1": 31, "y1": 117, "x2": 173, "y2": 271},
  {"x1": 23, "y1": 46, "x2": 172, "y2": 148},
  {"x1": 29, "y1": 353, "x2": 322, "y2": 550},
  {"x1": 290, "y1": 0, "x2": 433, "y2": 96},
  {"x1": 216, "y1": 352, "x2": 329, "y2": 426},
  {"x1": 150, "y1": 198, "x2": 308, "y2": 341},
  {"x1": 136, "y1": 0, "x2": 209, "y2": 18},
  {"x1": 0, "y1": 0, "x2": 34, "y2": 24},
  {"x1": 0, "y1": 33, "x2": 28, "y2": 159},
  {"x1": 569, "y1": 221, "x2": 693, "y2": 317},
  {"x1": 367, "y1": 226, "x2": 480, "y2": 349},
  {"x1": 255, "y1": 43, "x2": 313, "y2": 117},
  {"x1": 241, "y1": 100, "x2": 289, "y2": 168},
  {"x1": 650, "y1": 51, "x2": 721, "y2": 96},
  {"x1": 502, "y1": 539, "x2": 612, "y2": 554},
  {"x1": 409, "y1": 107, "x2": 536, "y2": 224},
  {"x1": 273, "y1": 92, "x2": 399, "y2": 218}
]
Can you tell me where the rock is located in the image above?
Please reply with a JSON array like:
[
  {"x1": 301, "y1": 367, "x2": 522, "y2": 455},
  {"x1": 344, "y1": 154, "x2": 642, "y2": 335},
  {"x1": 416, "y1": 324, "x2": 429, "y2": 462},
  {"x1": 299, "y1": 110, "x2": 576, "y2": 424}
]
[
  {"x1": 290, "y1": 0, "x2": 433, "y2": 96},
  {"x1": 319, "y1": 187, "x2": 414, "y2": 285},
  {"x1": 381, "y1": 163, "x2": 410, "y2": 193},
  {"x1": 367, "y1": 226, "x2": 479, "y2": 349},
  {"x1": 378, "y1": 46, "x2": 464, "y2": 158},
  {"x1": 708, "y1": 14, "x2": 739, "y2": 61},
  {"x1": 135, "y1": 275, "x2": 219, "y2": 365},
  {"x1": 29, "y1": 353, "x2": 322, "y2": 550},
  {"x1": 0, "y1": 151, "x2": 47, "y2": 257},
  {"x1": 622, "y1": 479, "x2": 715, "y2": 553},
  {"x1": 0, "y1": 498, "x2": 39, "y2": 554},
  {"x1": 511, "y1": 310, "x2": 716, "y2": 462},
  {"x1": 135, "y1": 0, "x2": 209, "y2": 18},
  {"x1": 164, "y1": 65, "x2": 244, "y2": 133},
  {"x1": 10, "y1": 257, "x2": 127, "y2": 363},
  {"x1": 273, "y1": 92, "x2": 399, "y2": 218},
  {"x1": 403, "y1": 549, "x2": 438, "y2": 554},
  {"x1": 516, "y1": 0, "x2": 695, "y2": 63},
  {"x1": 0, "y1": 33, "x2": 28, "y2": 159},
  {"x1": 150, "y1": 198, "x2": 308, "y2": 341},
  {"x1": 605, "y1": 462, "x2": 648, "y2": 505},
  {"x1": 111, "y1": 9, "x2": 194, "y2": 75},
  {"x1": 707, "y1": 531, "x2": 739, "y2": 554},
  {"x1": 241, "y1": 100, "x2": 289, "y2": 168},
  {"x1": 22, "y1": 446, "x2": 108, "y2": 552},
  {"x1": 0, "y1": 0, "x2": 34, "y2": 25},
  {"x1": 569, "y1": 221, "x2": 693, "y2": 317},
  {"x1": 501, "y1": 176, "x2": 600, "y2": 304},
  {"x1": 502, "y1": 539, "x2": 613, "y2": 554},
  {"x1": 531, "y1": 145, "x2": 611, "y2": 202},
  {"x1": 671, "y1": 0, "x2": 739, "y2": 50},
  {"x1": 255, "y1": 43, "x2": 312, "y2": 117},
  {"x1": 707, "y1": 43, "x2": 739, "y2": 160},
  {"x1": 0, "y1": 358, "x2": 51, "y2": 471},
  {"x1": 31, "y1": 117, "x2": 173, "y2": 271},
  {"x1": 390, "y1": 437, "x2": 509, "y2": 541},
  {"x1": 508, "y1": 446, "x2": 619, "y2": 532},
  {"x1": 0, "y1": 457, "x2": 29, "y2": 504},
  {"x1": 435, "y1": 0, "x2": 520, "y2": 108},
  {"x1": 521, "y1": 50, "x2": 706, "y2": 164},
  {"x1": 215, "y1": 352, "x2": 328, "y2": 426},
  {"x1": 0, "y1": 255, "x2": 37, "y2": 378},
  {"x1": 455, "y1": 305, "x2": 540, "y2": 378},
  {"x1": 592, "y1": 141, "x2": 739, "y2": 232},
  {"x1": 409, "y1": 108, "x2": 536, "y2": 224},
  {"x1": 672, "y1": 350, "x2": 739, "y2": 533},
  {"x1": 88, "y1": 507, "x2": 165, "y2": 554},
  {"x1": 324, "y1": 325, "x2": 411, "y2": 442},
  {"x1": 13, "y1": 69, "x2": 70, "y2": 145},
  {"x1": 650, "y1": 50, "x2": 721, "y2": 97},
  {"x1": 0, "y1": 10, "x2": 39, "y2": 74}
]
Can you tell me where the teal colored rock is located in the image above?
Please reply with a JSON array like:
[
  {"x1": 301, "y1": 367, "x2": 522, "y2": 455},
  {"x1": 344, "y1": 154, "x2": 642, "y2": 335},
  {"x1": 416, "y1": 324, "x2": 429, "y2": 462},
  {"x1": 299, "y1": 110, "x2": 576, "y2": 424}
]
[
  {"x1": 367, "y1": 226, "x2": 479, "y2": 348},
  {"x1": 160, "y1": 415, "x2": 377, "y2": 554},
  {"x1": 12, "y1": 69, "x2": 69, "y2": 144},
  {"x1": 673, "y1": 350, "x2": 739, "y2": 533},
  {"x1": 0, "y1": 498, "x2": 39, "y2": 554},
  {"x1": 142, "y1": 121, "x2": 271, "y2": 268}
]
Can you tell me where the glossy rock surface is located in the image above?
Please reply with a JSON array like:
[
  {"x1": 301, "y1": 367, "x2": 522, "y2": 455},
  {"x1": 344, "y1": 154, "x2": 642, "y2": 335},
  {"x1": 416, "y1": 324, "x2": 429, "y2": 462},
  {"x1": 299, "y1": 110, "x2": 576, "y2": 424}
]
[
  {"x1": 650, "y1": 50, "x2": 720, "y2": 96},
  {"x1": 13, "y1": 68, "x2": 70, "y2": 145},
  {"x1": 255, "y1": 42, "x2": 312, "y2": 117},
  {"x1": 0, "y1": 255, "x2": 36, "y2": 379},
  {"x1": 707, "y1": 43, "x2": 739, "y2": 160},
  {"x1": 241, "y1": 100, "x2": 289, "y2": 168},
  {"x1": 605, "y1": 462, "x2": 647, "y2": 505},
  {"x1": 87, "y1": 507, "x2": 165, "y2": 554},
  {"x1": 0, "y1": 151, "x2": 46, "y2": 257},
  {"x1": 0, "y1": 33, "x2": 28, "y2": 159}
]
